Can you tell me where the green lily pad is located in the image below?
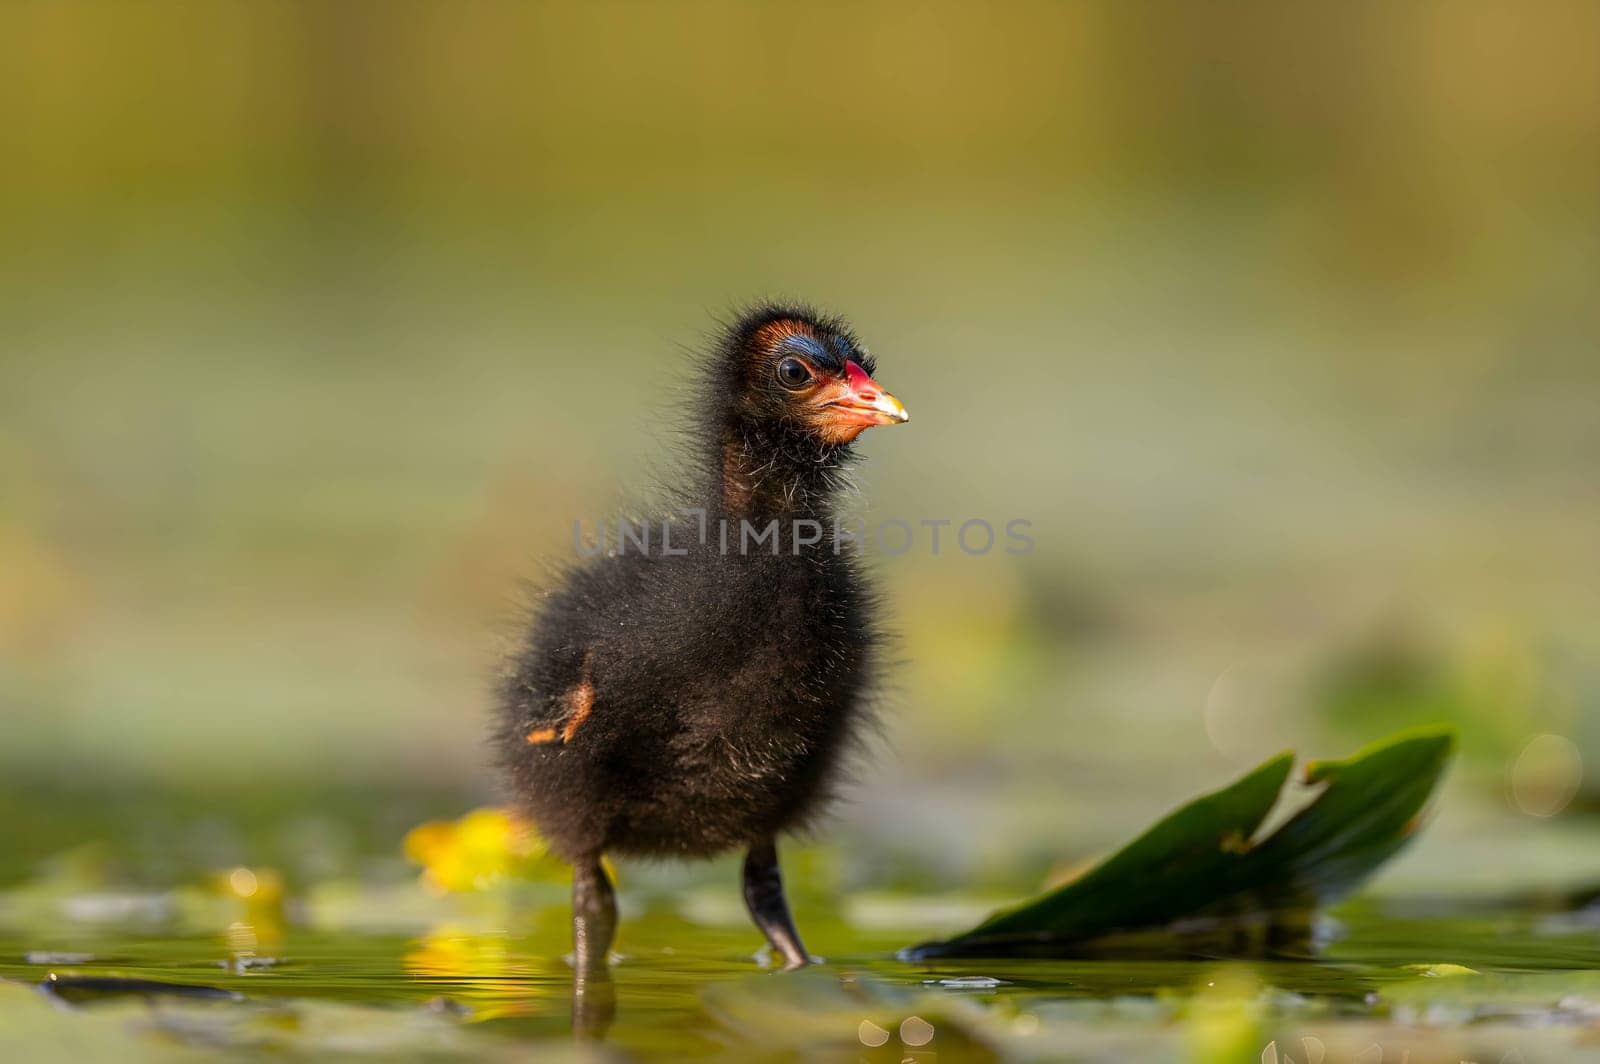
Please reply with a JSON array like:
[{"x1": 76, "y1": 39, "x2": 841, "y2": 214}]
[{"x1": 901, "y1": 727, "x2": 1455, "y2": 959}]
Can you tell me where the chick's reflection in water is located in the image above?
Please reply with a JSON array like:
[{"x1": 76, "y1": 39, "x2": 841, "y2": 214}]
[{"x1": 570, "y1": 963, "x2": 616, "y2": 1040}]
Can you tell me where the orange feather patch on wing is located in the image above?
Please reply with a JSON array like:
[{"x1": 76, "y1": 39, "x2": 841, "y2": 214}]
[
  {"x1": 527, "y1": 653, "x2": 596, "y2": 746},
  {"x1": 560, "y1": 680, "x2": 594, "y2": 742}
]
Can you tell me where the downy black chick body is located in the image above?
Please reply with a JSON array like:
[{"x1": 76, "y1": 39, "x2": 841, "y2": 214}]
[{"x1": 497, "y1": 304, "x2": 909, "y2": 972}]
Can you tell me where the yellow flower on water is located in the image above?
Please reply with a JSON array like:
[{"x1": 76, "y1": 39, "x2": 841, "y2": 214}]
[
  {"x1": 403, "y1": 807, "x2": 549, "y2": 894},
  {"x1": 404, "y1": 923, "x2": 511, "y2": 979},
  {"x1": 404, "y1": 924, "x2": 548, "y2": 1020}
]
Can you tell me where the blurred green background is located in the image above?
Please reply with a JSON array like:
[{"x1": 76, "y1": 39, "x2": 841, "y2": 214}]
[{"x1": 2, "y1": 0, "x2": 1598, "y2": 897}]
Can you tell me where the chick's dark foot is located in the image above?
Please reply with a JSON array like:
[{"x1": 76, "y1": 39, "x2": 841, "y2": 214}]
[
  {"x1": 572, "y1": 857, "x2": 616, "y2": 979},
  {"x1": 742, "y1": 839, "x2": 811, "y2": 970}
]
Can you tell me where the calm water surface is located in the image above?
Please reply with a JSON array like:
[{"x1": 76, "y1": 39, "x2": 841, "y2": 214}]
[{"x1": 5, "y1": 903, "x2": 1600, "y2": 1061}]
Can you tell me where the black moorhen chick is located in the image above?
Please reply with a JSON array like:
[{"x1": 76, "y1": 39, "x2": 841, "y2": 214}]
[{"x1": 498, "y1": 303, "x2": 909, "y2": 973}]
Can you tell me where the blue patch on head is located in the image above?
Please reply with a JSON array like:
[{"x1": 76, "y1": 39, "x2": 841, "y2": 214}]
[
  {"x1": 778, "y1": 333, "x2": 825, "y2": 358},
  {"x1": 778, "y1": 333, "x2": 840, "y2": 370}
]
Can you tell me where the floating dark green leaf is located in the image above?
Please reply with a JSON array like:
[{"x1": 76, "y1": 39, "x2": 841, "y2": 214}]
[{"x1": 900, "y1": 727, "x2": 1455, "y2": 960}]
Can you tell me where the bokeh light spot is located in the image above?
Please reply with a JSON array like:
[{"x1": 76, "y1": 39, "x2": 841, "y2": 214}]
[
  {"x1": 900, "y1": 1015, "x2": 935, "y2": 1046},
  {"x1": 1508, "y1": 733, "x2": 1583, "y2": 817},
  {"x1": 857, "y1": 1020, "x2": 889, "y2": 1047},
  {"x1": 1204, "y1": 662, "x2": 1290, "y2": 764},
  {"x1": 229, "y1": 867, "x2": 259, "y2": 898}
]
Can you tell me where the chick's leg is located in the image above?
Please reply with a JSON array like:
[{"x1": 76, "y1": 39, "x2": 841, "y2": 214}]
[
  {"x1": 571, "y1": 856, "x2": 616, "y2": 978},
  {"x1": 742, "y1": 839, "x2": 811, "y2": 970}
]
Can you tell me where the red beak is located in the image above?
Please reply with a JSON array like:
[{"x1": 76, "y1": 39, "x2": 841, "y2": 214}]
[{"x1": 819, "y1": 361, "x2": 910, "y2": 429}]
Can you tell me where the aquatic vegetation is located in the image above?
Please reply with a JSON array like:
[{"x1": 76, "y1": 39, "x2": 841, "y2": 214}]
[
  {"x1": 904, "y1": 729, "x2": 1454, "y2": 959},
  {"x1": 6, "y1": 728, "x2": 1599, "y2": 1059}
]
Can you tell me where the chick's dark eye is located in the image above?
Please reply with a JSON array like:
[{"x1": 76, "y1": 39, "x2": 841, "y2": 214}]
[{"x1": 775, "y1": 357, "x2": 812, "y2": 390}]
